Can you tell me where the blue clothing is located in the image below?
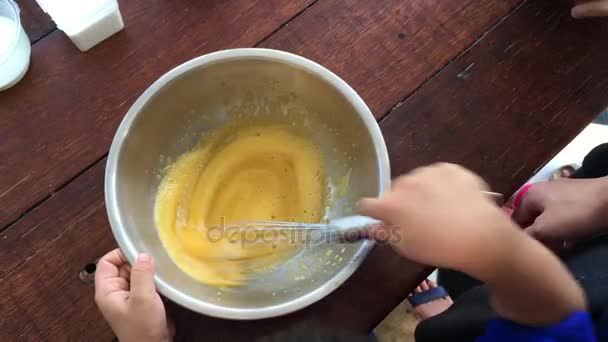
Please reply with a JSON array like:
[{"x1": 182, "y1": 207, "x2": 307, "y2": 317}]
[{"x1": 476, "y1": 311, "x2": 597, "y2": 342}]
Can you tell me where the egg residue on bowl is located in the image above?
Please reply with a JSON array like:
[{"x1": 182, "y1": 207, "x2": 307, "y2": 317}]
[{"x1": 154, "y1": 123, "x2": 328, "y2": 286}]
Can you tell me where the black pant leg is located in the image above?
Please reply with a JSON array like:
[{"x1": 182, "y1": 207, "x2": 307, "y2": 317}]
[
  {"x1": 572, "y1": 143, "x2": 608, "y2": 179},
  {"x1": 415, "y1": 238, "x2": 608, "y2": 342},
  {"x1": 437, "y1": 269, "x2": 482, "y2": 300}
]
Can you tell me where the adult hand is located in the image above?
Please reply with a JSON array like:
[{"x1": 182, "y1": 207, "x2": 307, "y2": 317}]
[
  {"x1": 512, "y1": 178, "x2": 608, "y2": 249},
  {"x1": 572, "y1": 0, "x2": 608, "y2": 18},
  {"x1": 94, "y1": 249, "x2": 172, "y2": 342},
  {"x1": 358, "y1": 163, "x2": 517, "y2": 274}
]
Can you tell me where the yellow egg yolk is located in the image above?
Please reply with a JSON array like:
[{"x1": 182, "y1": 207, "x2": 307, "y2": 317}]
[{"x1": 154, "y1": 124, "x2": 327, "y2": 286}]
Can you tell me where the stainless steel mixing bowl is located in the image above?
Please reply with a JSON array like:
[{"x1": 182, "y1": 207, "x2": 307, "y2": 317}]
[{"x1": 105, "y1": 48, "x2": 390, "y2": 319}]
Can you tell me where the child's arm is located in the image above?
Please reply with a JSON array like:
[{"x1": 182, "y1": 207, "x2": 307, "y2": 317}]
[
  {"x1": 359, "y1": 163, "x2": 586, "y2": 327},
  {"x1": 476, "y1": 231, "x2": 585, "y2": 326}
]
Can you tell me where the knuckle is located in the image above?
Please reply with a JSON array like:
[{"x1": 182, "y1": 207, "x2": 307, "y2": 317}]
[
  {"x1": 399, "y1": 176, "x2": 423, "y2": 192},
  {"x1": 438, "y1": 162, "x2": 461, "y2": 173},
  {"x1": 435, "y1": 162, "x2": 452, "y2": 168},
  {"x1": 129, "y1": 293, "x2": 153, "y2": 309},
  {"x1": 131, "y1": 264, "x2": 152, "y2": 274},
  {"x1": 129, "y1": 292, "x2": 146, "y2": 304},
  {"x1": 525, "y1": 188, "x2": 544, "y2": 205},
  {"x1": 405, "y1": 166, "x2": 425, "y2": 178},
  {"x1": 394, "y1": 174, "x2": 417, "y2": 188},
  {"x1": 522, "y1": 185, "x2": 540, "y2": 200},
  {"x1": 444, "y1": 162, "x2": 461, "y2": 171},
  {"x1": 431, "y1": 162, "x2": 456, "y2": 175}
]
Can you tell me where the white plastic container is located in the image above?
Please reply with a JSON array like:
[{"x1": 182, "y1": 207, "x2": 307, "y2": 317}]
[
  {"x1": 35, "y1": 0, "x2": 124, "y2": 52},
  {"x1": 0, "y1": 0, "x2": 31, "y2": 91}
]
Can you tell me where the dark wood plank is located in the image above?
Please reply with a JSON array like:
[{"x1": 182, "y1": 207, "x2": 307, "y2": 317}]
[
  {"x1": 261, "y1": 0, "x2": 523, "y2": 117},
  {"x1": 0, "y1": 158, "x2": 428, "y2": 340},
  {"x1": 0, "y1": 0, "x2": 315, "y2": 228},
  {"x1": 4, "y1": 0, "x2": 608, "y2": 339},
  {"x1": 380, "y1": 0, "x2": 608, "y2": 197},
  {"x1": 0, "y1": 0, "x2": 525, "y2": 335},
  {"x1": 0, "y1": 0, "x2": 522, "y2": 229},
  {"x1": 16, "y1": 0, "x2": 56, "y2": 43},
  {"x1": 0, "y1": 163, "x2": 115, "y2": 341}
]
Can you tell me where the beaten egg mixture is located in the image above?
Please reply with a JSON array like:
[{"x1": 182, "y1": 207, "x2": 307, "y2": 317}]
[{"x1": 155, "y1": 124, "x2": 328, "y2": 286}]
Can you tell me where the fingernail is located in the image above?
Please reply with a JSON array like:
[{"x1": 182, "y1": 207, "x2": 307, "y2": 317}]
[{"x1": 137, "y1": 253, "x2": 151, "y2": 264}]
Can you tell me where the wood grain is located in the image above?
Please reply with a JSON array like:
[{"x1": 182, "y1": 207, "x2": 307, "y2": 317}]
[
  {"x1": 0, "y1": 162, "x2": 115, "y2": 341},
  {"x1": 0, "y1": 158, "x2": 428, "y2": 340},
  {"x1": 261, "y1": 0, "x2": 523, "y2": 117},
  {"x1": 1, "y1": 0, "x2": 523, "y2": 335},
  {"x1": 16, "y1": 0, "x2": 55, "y2": 43},
  {"x1": 0, "y1": 0, "x2": 315, "y2": 228},
  {"x1": 380, "y1": 0, "x2": 608, "y2": 197},
  {"x1": 4, "y1": 0, "x2": 608, "y2": 340}
]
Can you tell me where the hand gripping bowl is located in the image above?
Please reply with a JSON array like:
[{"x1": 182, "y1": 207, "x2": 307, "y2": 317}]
[{"x1": 105, "y1": 48, "x2": 390, "y2": 319}]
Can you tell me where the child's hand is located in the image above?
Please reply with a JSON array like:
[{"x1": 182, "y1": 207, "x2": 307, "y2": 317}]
[
  {"x1": 94, "y1": 249, "x2": 172, "y2": 342},
  {"x1": 359, "y1": 163, "x2": 517, "y2": 274},
  {"x1": 572, "y1": 0, "x2": 608, "y2": 18},
  {"x1": 360, "y1": 164, "x2": 586, "y2": 326}
]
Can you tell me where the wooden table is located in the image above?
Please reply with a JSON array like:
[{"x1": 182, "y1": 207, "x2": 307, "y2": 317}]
[{"x1": 2, "y1": 0, "x2": 607, "y2": 340}]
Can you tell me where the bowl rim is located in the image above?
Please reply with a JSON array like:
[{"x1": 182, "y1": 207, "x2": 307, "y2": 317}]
[{"x1": 105, "y1": 48, "x2": 391, "y2": 320}]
